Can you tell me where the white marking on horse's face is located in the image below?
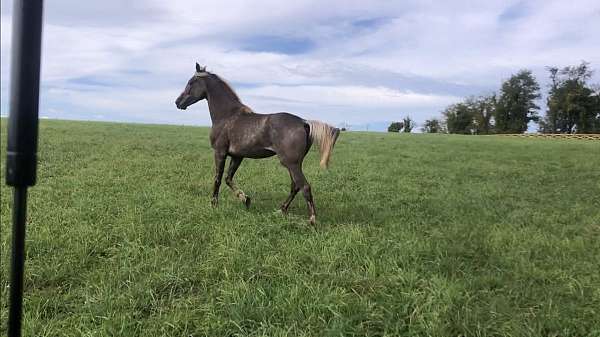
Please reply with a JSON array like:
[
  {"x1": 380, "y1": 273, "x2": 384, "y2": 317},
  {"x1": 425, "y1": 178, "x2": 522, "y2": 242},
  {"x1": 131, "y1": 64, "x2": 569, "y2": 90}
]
[{"x1": 195, "y1": 72, "x2": 209, "y2": 77}]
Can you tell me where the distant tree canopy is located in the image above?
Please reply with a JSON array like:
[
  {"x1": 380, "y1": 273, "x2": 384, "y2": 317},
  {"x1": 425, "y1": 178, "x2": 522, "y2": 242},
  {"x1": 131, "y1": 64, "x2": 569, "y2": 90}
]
[
  {"x1": 473, "y1": 95, "x2": 496, "y2": 135},
  {"x1": 387, "y1": 121, "x2": 404, "y2": 132},
  {"x1": 389, "y1": 63, "x2": 597, "y2": 136},
  {"x1": 539, "y1": 62, "x2": 600, "y2": 133},
  {"x1": 422, "y1": 118, "x2": 442, "y2": 133},
  {"x1": 494, "y1": 70, "x2": 541, "y2": 133},
  {"x1": 439, "y1": 62, "x2": 599, "y2": 135},
  {"x1": 444, "y1": 101, "x2": 474, "y2": 134},
  {"x1": 436, "y1": 66, "x2": 600, "y2": 135},
  {"x1": 402, "y1": 116, "x2": 413, "y2": 133},
  {"x1": 442, "y1": 95, "x2": 498, "y2": 134},
  {"x1": 388, "y1": 116, "x2": 413, "y2": 133}
]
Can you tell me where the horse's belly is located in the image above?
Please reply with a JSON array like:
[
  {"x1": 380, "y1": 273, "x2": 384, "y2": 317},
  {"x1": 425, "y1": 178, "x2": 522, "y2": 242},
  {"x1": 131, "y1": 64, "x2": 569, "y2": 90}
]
[{"x1": 229, "y1": 146, "x2": 275, "y2": 159}]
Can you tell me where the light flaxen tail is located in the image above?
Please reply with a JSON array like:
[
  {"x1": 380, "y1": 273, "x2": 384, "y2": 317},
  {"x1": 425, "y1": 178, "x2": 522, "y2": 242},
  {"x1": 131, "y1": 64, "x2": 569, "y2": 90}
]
[{"x1": 306, "y1": 120, "x2": 340, "y2": 169}]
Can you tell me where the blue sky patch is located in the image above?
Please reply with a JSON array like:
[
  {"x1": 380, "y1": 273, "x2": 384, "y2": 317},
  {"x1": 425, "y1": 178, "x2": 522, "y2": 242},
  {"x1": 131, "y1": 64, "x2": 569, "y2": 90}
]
[
  {"x1": 352, "y1": 17, "x2": 391, "y2": 29},
  {"x1": 69, "y1": 76, "x2": 115, "y2": 87},
  {"x1": 498, "y1": 1, "x2": 529, "y2": 22},
  {"x1": 240, "y1": 35, "x2": 316, "y2": 55}
]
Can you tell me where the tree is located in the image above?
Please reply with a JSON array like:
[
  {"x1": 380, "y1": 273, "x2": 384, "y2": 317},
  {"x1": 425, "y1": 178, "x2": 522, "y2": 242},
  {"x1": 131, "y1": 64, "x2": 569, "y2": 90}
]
[
  {"x1": 539, "y1": 67, "x2": 561, "y2": 133},
  {"x1": 422, "y1": 118, "x2": 442, "y2": 133},
  {"x1": 540, "y1": 62, "x2": 600, "y2": 133},
  {"x1": 387, "y1": 121, "x2": 404, "y2": 132},
  {"x1": 442, "y1": 95, "x2": 497, "y2": 134},
  {"x1": 593, "y1": 85, "x2": 600, "y2": 131},
  {"x1": 472, "y1": 95, "x2": 496, "y2": 134},
  {"x1": 402, "y1": 116, "x2": 413, "y2": 133},
  {"x1": 443, "y1": 102, "x2": 475, "y2": 134},
  {"x1": 494, "y1": 70, "x2": 541, "y2": 133}
]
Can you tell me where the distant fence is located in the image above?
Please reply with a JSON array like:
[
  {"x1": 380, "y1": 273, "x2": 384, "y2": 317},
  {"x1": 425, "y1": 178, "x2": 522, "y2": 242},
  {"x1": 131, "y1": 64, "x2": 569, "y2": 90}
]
[{"x1": 497, "y1": 133, "x2": 600, "y2": 141}]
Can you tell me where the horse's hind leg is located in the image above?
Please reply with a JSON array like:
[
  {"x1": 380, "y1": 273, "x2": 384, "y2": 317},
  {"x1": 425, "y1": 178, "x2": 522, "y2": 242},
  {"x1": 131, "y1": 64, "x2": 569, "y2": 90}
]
[
  {"x1": 225, "y1": 156, "x2": 251, "y2": 208},
  {"x1": 281, "y1": 170, "x2": 300, "y2": 214},
  {"x1": 287, "y1": 164, "x2": 316, "y2": 225},
  {"x1": 211, "y1": 151, "x2": 227, "y2": 207}
]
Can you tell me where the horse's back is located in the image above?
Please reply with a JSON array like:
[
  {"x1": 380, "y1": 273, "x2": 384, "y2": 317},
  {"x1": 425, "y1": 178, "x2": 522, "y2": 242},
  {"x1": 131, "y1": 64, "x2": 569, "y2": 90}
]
[
  {"x1": 235, "y1": 111, "x2": 307, "y2": 138},
  {"x1": 225, "y1": 111, "x2": 310, "y2": 161},
  {"x1": 268, "y1": 112, "x2": 305, "y2": 125}
]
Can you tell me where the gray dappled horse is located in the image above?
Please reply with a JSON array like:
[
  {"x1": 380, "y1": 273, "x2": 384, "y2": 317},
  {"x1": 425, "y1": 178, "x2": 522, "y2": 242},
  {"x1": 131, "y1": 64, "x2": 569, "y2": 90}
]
[{"x1": 175, "y1": 63, "x2": 340, "y2": 224}]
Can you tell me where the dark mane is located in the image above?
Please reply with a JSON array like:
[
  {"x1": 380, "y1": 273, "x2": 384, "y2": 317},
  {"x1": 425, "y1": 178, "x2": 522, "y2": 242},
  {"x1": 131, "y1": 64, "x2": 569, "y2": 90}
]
[
  {"x1": 210, "y1": 73, "x2": 238, "y2": 100},
  {"x1": 209, "y1": 73, "x2": 253, "y2": 113}
]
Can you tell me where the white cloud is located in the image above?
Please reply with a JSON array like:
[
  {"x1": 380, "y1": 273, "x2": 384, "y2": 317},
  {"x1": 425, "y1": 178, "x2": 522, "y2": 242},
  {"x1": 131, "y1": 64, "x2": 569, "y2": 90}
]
[
  {"x1": 1, "y1": 0, "x2": 599, "y2": 130},
  {"x1": 241, "y1": 84, "x2": 458, "y2": 109}
]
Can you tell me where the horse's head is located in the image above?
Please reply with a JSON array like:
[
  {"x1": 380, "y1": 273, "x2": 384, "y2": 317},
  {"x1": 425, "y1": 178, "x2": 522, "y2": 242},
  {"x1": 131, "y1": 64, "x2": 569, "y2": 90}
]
[{"x1": 175, "y1": 63, "x2": 209, "y2": 110}]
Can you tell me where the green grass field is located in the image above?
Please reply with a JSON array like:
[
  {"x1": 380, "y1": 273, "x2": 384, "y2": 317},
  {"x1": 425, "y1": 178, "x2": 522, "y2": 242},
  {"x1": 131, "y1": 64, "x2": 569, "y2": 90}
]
[{"x1": 1, "y1": 119, "x2": 599, "y2": 336}]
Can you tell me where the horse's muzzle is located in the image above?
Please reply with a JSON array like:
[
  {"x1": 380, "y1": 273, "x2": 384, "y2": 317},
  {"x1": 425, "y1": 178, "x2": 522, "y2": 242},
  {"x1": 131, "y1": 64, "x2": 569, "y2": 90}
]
[{"x1": 175, "y1": 95, "x2": 187, "y2": 110}]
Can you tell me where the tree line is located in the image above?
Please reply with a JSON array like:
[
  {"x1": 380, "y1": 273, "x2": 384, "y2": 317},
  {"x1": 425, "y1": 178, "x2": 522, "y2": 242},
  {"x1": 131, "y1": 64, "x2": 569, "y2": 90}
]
[
  {"x1": 388, "y1": 61, "x2": 600, "y2": 134},
  {"x1": 387, "y1": 116, "x2": 414, "y2": 133}
]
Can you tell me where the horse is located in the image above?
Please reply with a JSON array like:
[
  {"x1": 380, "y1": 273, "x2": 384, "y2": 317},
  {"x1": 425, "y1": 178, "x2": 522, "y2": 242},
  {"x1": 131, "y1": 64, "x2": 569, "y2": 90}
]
[{"x1": 175, "y1": 63, "x2": 340, "y2": 224}]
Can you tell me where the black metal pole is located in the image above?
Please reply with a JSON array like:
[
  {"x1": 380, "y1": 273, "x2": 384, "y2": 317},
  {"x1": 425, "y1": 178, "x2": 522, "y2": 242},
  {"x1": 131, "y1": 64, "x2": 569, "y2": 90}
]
[
  {"x1": 6, "y1": 1, "x2": 44, "y2": 337},
  {"x1": 8, "y1": 188, "x2": 28, "y2": 337}
]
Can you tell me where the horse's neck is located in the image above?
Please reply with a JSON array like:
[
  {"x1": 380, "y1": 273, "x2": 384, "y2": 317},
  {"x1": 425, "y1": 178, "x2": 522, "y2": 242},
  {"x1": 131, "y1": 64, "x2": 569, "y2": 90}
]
[{"x1": 206, "y1": 76, "x2": 244, "y2": 124}]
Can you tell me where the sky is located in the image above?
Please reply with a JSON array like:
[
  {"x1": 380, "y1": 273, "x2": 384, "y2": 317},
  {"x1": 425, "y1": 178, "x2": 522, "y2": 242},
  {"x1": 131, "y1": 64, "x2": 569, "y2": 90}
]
[{"x1": 1, "y1": 0, "x2": 599, "y2": 131}]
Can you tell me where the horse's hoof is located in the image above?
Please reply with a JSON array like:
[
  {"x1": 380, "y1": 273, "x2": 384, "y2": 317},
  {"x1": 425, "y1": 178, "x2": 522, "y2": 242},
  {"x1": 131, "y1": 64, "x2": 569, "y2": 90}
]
[
  {"x1": 244, "y1": 197, "x2": 251, "y2": 209},
  {"x1": 280, "y1": 205, "x2": 289, "y2": 215},
  {"x1": 211, "y1": 198, "x2": 218, "y2": 207},
  {"x1": 309, "y1": 215, "x2": 316, "y2": 225}
]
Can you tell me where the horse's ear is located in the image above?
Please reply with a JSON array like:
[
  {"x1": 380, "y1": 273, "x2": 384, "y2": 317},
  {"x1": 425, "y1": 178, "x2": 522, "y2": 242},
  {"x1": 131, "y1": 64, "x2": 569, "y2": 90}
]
[{"x1": 196, "y1": 62, "x2": 202, "y2": 72}]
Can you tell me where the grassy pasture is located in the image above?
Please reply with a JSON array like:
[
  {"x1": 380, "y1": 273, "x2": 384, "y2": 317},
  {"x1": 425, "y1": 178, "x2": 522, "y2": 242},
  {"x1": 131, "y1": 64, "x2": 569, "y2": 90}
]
[{"x1": 1, "y1": 119, "x2": 599, "y2": 336}]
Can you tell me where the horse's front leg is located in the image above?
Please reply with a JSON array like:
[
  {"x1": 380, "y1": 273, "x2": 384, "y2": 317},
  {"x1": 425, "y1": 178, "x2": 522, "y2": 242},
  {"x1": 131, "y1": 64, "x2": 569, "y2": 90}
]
[
  {"x1": 211, "y1": 151, "x2": 227, "y2": 207},
  {"x1": 225, "y1": 156, "x2": 251, "y2": 208}
]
